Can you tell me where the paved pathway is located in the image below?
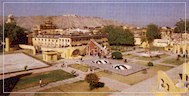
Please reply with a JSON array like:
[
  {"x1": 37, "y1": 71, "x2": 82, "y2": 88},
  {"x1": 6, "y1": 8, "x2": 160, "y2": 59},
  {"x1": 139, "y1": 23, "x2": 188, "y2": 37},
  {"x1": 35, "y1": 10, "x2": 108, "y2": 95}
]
[
  {"x1": 109, "y1": 64, "x2": 183, "y2": 96},
  {"x1": 0, "y1": 65, "x2": 58, "y2": 80},
  {"x1": 100, "y1": 77, "x2": 131, "y2": 91}
]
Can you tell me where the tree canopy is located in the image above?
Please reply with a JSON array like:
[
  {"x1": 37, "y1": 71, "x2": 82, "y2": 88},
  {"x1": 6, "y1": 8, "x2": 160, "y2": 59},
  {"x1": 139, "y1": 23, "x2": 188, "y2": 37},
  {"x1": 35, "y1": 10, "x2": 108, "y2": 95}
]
[
  {"x1": 0, "y1": 23, "x2": 27, "y2": 45},
  {"x1": 174, "y1": 19, "x2": 189, "y2": 33},
  {"x1": 141, "y1": 36, "x2": 147, "y2": 43},
  {"x1": 146, "y1": 24, "x2": 161, "y2": 43},
  {"x1": 100, "y1": 25, "x2": 134, "y2": 46}
]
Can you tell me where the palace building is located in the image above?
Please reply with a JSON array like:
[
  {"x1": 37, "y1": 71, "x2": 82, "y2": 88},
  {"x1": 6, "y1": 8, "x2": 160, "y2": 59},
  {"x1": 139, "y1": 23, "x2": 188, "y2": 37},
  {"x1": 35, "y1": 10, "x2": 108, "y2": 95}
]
[{"x1": 31, "y1": 34, "x2": 108, "y2": 49}]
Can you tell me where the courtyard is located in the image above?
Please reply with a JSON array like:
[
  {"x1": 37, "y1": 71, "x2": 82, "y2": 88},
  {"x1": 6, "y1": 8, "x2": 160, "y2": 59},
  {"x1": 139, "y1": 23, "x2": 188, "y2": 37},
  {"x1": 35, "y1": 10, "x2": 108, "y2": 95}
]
[
  {"x1": 0, "y1": 53, "x2": 49, "y2": 74},
  {"x1": 82, "y1": 56, "x2": 148, "y2": 76}
]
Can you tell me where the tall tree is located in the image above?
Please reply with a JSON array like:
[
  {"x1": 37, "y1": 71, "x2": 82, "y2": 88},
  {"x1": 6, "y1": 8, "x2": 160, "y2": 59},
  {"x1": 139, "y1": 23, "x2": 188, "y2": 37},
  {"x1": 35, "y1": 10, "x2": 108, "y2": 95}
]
[
  {"x1": 98, "y1": 25, "x2": 115, "y2": 35},
  {"x1": 174, "y1": 19, "x2": 189, "y2": 33},
  {"x1": 141, "y1": 36, "x2": 147, "y2": 43},
  {"x1": 101, "y1": 26, "x2": 134, "y2": 46},
  {"x1": 0, "y1": 23, "x2": 27, "y2": 45},
  {"x1": 146, "y1": 24, "x2": 161, "y2": 43}
]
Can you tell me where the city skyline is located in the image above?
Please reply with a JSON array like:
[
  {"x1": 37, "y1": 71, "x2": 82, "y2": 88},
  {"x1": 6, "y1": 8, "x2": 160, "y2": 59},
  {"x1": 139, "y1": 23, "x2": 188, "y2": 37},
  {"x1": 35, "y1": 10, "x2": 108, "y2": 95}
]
[{"x1": 0, "y1": 0, "x2": 188, "y2": 27}]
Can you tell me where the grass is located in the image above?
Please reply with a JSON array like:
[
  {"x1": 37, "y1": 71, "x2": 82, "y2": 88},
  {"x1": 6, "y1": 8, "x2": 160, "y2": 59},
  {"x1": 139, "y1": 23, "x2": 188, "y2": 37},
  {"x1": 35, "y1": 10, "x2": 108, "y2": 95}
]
[
  {"x1": 12, "y1": 69, "x2": 76, "y2": 91},
  {"x1": 109, "y1": 45, "x2": 134, "y2": 52},
  {"x1": 138, "y1": 54, "x2": 169, "y2": 61},
  {"x1": 134, "y1": 62, "x2": 173, "y2": 71},
  {"x1": 35, "y1": 80, "x2": 116, "y2": 96},
  {"x1": 123, "y1": 54, "x2": 135, "y2": 58},
  {"x1": 95, "y1": 64, "x2": 172, "y2": 85},
  {"x1": 161, "y1": 57, "x2": 189, "y2": 65},
  {"x1": 68, "y1": 64, "x2": 89, "y2": 72},
  {"x1": 133, "y1": 62, "x2": 148, "y2": 66}
]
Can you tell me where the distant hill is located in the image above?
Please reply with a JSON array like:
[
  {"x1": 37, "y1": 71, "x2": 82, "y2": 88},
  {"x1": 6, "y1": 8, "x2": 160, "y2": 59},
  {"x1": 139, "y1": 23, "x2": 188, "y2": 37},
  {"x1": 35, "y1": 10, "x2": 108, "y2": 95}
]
[{"x1": 0, "y1": 15, "x2": 135, "y2": 29}]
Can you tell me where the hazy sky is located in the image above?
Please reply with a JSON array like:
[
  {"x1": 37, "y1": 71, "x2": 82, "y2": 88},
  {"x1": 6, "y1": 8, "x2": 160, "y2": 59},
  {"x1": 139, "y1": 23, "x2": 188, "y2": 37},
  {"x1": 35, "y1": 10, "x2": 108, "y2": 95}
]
[{"x1": 0, "y1": 0, "x2": 188, "y2": 27}]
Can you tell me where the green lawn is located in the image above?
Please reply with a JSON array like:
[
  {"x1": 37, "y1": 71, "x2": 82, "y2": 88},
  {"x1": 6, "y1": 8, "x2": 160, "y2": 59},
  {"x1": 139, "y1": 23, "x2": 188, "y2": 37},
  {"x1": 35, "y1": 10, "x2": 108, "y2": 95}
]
[
  {"x1": 95, "y1": 64, "x2": 172, "y2": 85},
  {"x1": 138, "y1": 54, "x2": 169, "y2": 61},
  {"x1": 109, "y1": 46, "x2": 134, "y2": 52},
  {"x1": 12, "y1": 69, "x2": 76, "y2": 91},
  {"x1": 68, "y1": 64, "x2": 89, "y2": 72},
  {"x1": 35, "y1": 80, "x2": 116, "y2": 96},
  {"x1": 123, "y1": 54, "x2": 135, "y2": 58},
  {"x1": 134, "y1": 62, "x2": 173, "y2": 71},
  {"x1": 161, "y1": 57, "x2": 189, "y2": 65}
]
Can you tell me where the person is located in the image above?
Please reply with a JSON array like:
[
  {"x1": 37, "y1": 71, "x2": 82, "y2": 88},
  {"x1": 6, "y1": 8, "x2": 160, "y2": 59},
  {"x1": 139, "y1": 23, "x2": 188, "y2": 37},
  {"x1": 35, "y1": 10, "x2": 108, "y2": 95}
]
[
  {"x1": 124, "y1": 59, "x2": 127, "y2": 63},
  {"x1": 39, "y1": 79, "x2": 42, "y2": 87},
  {"x1": 185, "y1": 76, "x2": 189, "y2": 88},
  {"x1": 80, "y1": 57, "x2": 83, "y2": 62}
]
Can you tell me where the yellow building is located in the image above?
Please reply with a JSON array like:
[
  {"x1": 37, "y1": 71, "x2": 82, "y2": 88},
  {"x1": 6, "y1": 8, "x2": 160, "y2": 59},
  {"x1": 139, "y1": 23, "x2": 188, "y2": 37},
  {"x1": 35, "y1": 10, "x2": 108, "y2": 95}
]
[
  {"x1": 42, "y1": 51, "x2": 58, "y2": 62},
  {"x1": 153, "y1": 39, "x2": 168, "y2": 47},
  {"x1": 6, "y1": 14, "x2": 15, "y2": 24},
  {"x1": 165, "y1": 42, "x2": 189, "y2": 55},
  {"x1": 134, "y1": 37, "x2": 142, "y2": 45},
  {"x1": 152, "y1": 62, "x2": 189, "y2": 96},
  {"x1": 141, "y1": 41, "x2": 149, "y2": 48},
  {"x1": 41, "y1": 46, "x2": 85, "y2": 59},
  {"x1": 33, "y1": 20, "x2": 58, "y2": 35},
  {"x1": 5, "y1": 38, "x2": 10, "y2": 52},
  {"x1": 31, "y1": 35, "x2": 108, "y2": 49}
]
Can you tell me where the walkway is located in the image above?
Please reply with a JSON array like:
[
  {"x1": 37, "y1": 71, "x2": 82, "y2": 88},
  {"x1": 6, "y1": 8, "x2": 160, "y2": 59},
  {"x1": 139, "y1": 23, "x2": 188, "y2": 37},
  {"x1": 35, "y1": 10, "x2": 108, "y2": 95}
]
[
  {"x1": 109, "y1": 64, "x2": 183, "y2": 96},
  {"x1": 100, "y1": 77, "x2": 131, "y2": 91}
]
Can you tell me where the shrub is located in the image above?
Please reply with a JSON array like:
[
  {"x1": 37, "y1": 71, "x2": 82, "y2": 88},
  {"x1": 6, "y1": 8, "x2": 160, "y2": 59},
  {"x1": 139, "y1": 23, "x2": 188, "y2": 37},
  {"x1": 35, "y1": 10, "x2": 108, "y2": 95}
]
[
  {"x1": 112, "y1": 52, "x2": 123, "y2": 59},
  {"x1": 147, "y1": 62, "x2": 154, "y2": 66},
  {"x1": 85, "y1": 73, "x2": 99, "y2": 84},
  {"x1": 89, "y1": 82, "x2": 105, "y2": 90}
]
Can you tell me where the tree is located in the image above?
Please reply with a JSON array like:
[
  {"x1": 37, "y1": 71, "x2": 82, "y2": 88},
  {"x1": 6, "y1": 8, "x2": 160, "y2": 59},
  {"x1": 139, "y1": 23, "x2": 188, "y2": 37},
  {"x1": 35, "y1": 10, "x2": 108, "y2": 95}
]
[
  {"x1": 141, "y1": 36, "x2": 147, "y2": 43},
  {"x1": 174, "y1": 19, "x2": 189, "y2": 33},
  {"x1": 100, "y1": 26, "x2": 134, "y2": 46},
  {"x1": 98, "y1": 25, "x2": 115, "y2": 35},
  {"x1": 147, "y1": 62, "x2": 154, "y2": 66},
  {"x1": 146, "y1": 24, "x2": 161, "y2": 43},
  {"x1": 0, "y1": 23, "x2": 27, "y2": 45},
  {"x1": 85, "y1": 73, "x2": 99, "y2": 84},
  {"x1": 85, "y1": 73, "x2": 100, "y2": 90}
]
